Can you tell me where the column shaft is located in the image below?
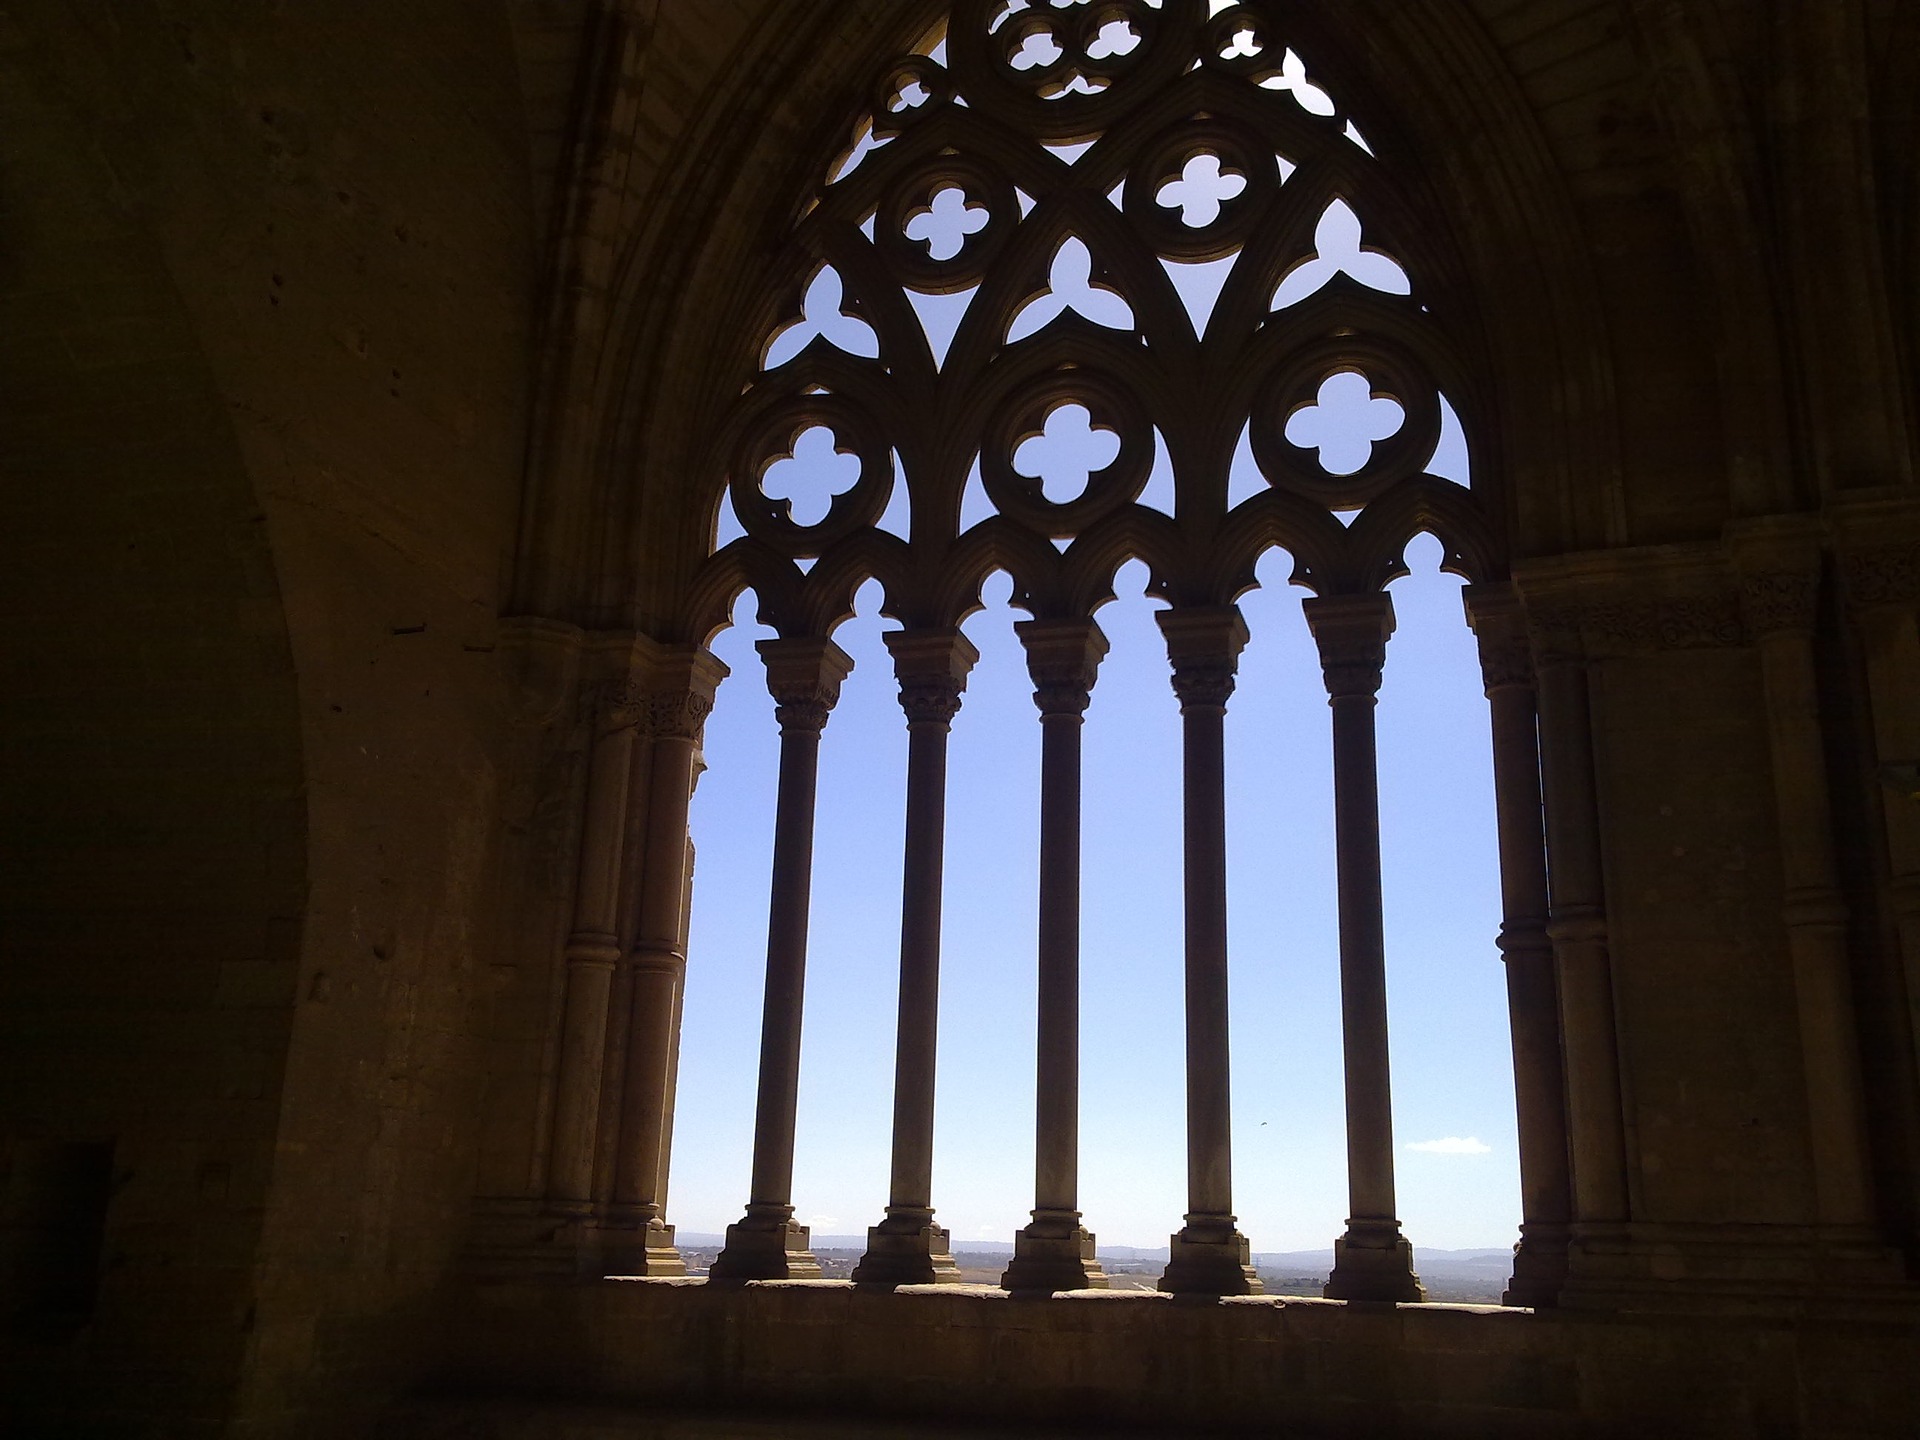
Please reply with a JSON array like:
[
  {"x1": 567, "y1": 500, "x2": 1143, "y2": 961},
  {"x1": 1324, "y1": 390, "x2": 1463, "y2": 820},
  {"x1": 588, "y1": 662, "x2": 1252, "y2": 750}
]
[
  {"x1": 602, "y1": 650, "x2": 726, "y2": 1277},
  {"x1": 1308, "y1": 593, "x2": 1423, "y2": 1304},
  {"x1": 1004, "y1": 619, "x2": 1109, "y2": 1294},
  {"x1": 855, "y1": 629, "x2": 976, "y2": 1287},
  {"x1": 712, "y1": 636, "x2": 853, "y2": 1281},
  {"x1": 1531, "y1": 623, "x2": 1631, "y2": 1230},
  {"x1": 1155, "y1": 607, "x2": 1260, "y2": 1297},
  {"x1": 546, "y1": 689, "x2": 638, "y2": 1212},
  {"x1": 1465, "y1": 584, "x2": 1571, "y2": 1308}
]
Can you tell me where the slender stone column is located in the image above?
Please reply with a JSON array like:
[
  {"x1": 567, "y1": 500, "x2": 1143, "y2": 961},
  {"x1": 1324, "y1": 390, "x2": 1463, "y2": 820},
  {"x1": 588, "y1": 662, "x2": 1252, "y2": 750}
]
[
  {"x1": 853, "y1": 629, "x2": 978, "y2": 1287},
  {"x1": 1307, "y1": 593, "x2": 1424, "y2": 1303},
  {"x1": 1003, "y1": 618, "x2": 1110, "y2": 1294},
  {"x1": 1840, "y1": 537, "x2": 1920, "y2": 1141},
  {"x1": 711, "y1": 636, "x2": 855, "y2": 1281},
  {"x1": 1463, "y1": 585, "x2": 1571, "y2": 1308},
  {"x1": 546, "y1": 675, "x2": 645, "y2": 1216},
  {"x1": 1154, "y1": 606, "x2": 1261, "y2": 1297},
  {"x1": 1529, "y1": 611, "x2": 1632, "y2": 1234},
  {"x1": 1733, "y1": 553, "x2": 1880, "y2": 1235},
  {"x1": 604, "y1": 648, "x2": 728, "y2": 1276}
]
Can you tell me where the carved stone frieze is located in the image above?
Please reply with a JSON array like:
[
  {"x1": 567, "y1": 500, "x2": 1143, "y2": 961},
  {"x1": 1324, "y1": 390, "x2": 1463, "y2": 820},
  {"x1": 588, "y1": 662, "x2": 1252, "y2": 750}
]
[
  {"x1": 1841, "y1": 543, "x2": 1920, "y2": 610},
  {"x1": 1526, "y1": 594, "x2": 1744, "y2": 656},
  {"x1": 1738, "y1": 570, "x2": 1820, "y2": 638}
]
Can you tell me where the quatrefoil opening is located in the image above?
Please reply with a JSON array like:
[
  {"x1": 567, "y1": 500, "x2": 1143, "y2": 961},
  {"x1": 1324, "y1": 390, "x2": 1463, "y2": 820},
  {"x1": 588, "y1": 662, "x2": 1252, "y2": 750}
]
[
  {"x1": 981, "y1": 369, "x2": 1153, "y2": 536},
  {"x1": 1013, "y1": 402, "x2": 1123, "y2": 504},
  {"x1": 1284, "y1": 370, "x2": 1405, "y2": 476},
  {"x1": 728, "y1": 395, "x2": 896, "y2": 555},
  {"x1": 1250, "y1": 338, "x2": 1442, "y2": 508},
  {"x1": 1127, "y1": 117, "x2": 1277, "y2": 261},
  {"x1": 906, "y1": 186, "x2": 990, "y2": 262}
]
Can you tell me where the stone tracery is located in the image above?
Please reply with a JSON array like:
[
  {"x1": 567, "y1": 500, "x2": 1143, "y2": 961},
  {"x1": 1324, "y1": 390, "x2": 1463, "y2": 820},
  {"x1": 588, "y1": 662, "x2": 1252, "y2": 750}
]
[{"x1": 661, "y1": 0, "x2": 1534, "y2": 1300}]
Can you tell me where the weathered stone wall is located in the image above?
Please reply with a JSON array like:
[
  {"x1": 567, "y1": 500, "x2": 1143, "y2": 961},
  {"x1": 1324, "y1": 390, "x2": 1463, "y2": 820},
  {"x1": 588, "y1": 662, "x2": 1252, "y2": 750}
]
[
  {"x1": 1, "y1": 1, "x2": 1916, "y2": 1436},
  {"x1": 1, "y1": 1, "x2": 539, "y2": 1433}
]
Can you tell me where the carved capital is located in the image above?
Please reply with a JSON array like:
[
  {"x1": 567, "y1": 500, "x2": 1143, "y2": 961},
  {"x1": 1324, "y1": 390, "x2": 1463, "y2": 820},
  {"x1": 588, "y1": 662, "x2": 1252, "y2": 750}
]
[
  {"x1": 1016, "y1": 617, "x2": 1109, "y2": 717},
  {"x1": 1739, "y1": 569, "x2": 1820, "y2": 638},
  {"x1": 1156, "y1": 606, "x2": 1249, "y2": 714},
  {"x1": 1462, "y1": 583, "x2": 1533, "y2": 694},
  {"x1": 757, "y1": 635, "x2": 855, "y2": 734},
  {"x1": 1841, "y1": 543, "x2": 1920, "y2": 611},
  {"x1": 646, "y1": 688, "x2": 714, "y2": 741},
  {"x1": 884, "y1": 628, "x2": 979, "y2": 729},
  {"x1": 641, "y1": 645, "x2": 730, "y2": 743},
  {"x1": 1303, "y1": 592, "x2": 1395, "y2": 700}
]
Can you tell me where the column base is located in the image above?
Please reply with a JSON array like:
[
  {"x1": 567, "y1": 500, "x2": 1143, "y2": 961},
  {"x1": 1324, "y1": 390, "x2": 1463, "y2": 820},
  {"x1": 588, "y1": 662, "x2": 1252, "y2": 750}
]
[
  {"x1": 850, "y1": 1211, "x2": 961, "y2": 1287},
  {"x1": 595, "y1": 1214, "x2": 688, "y2": 1278},
  {"x1": 1002, "y1": 1211, "x2": 1108, "y2": 1294},
  {"x1": 1324, "y1": 1220, "x2": 1425, "y2": 1303},
  {"x1": 708, "y1": 1208, "x2": 822, "y2": 1281},
  {"x1": 1158, "y1": 1216, "x2": 1262, "y2": 1297},
  {"x1": 1503, "y1": 1220, "x2": 1569, "y2": 1308}
]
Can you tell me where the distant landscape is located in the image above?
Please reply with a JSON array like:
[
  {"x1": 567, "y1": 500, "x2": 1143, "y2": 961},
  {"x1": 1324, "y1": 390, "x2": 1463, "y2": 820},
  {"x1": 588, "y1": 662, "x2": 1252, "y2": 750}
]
[{"x1": 671, "y1": 1236, "x2": 1515, "y2": 1304}]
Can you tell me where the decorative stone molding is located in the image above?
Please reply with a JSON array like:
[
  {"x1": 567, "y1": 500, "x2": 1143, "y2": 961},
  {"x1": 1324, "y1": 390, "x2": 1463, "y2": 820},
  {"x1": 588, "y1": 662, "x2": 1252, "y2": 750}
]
[{"x1": 642, "y1": 645, "x2": 731, "y2": 743}]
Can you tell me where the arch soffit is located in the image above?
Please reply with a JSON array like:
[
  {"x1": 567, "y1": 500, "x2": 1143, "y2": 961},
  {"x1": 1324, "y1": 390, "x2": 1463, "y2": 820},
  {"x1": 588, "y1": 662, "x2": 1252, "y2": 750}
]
[{"x1": 582, "y1": 0, "x2": 1689, "y2": 636}]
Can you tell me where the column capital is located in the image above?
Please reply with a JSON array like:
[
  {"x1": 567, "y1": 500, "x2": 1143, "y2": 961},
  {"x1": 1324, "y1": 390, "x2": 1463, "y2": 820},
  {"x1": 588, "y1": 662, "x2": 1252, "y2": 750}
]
[
  {"x1": 883, "y1": 628, "x2": 979, "y2": 728},
  {"x1": 1016, "y1": 617, "x2": 1109, "y2": 717},
  {"x1": 1156, "y1": 605, "x2": 1250, "y2": 713},
  {"x1": 640, "y1": 644, "x2": 731, "y2": 741},
  {"x1": 1462, "y1": 584, "x2": 1533, "y2": 696},
  {"x1": 756, "y1": 635, "x2": 855, "y2": 733},
  {"x1": 1303, "y1": 592, "x2": 1395, "y2": 700}
]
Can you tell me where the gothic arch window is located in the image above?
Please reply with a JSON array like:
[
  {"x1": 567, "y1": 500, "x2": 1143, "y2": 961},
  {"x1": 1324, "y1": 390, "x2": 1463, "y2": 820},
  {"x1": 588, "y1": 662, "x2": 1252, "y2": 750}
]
[{"x1": 565, "y1": 0, "x2": 1569, "y2": 1305}]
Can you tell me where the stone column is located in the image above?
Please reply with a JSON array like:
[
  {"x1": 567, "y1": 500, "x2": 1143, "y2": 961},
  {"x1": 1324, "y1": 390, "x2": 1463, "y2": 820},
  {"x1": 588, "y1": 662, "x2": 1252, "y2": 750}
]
[
  {"x1": 1732, "y1": 549, "x2": 1880, "y2": 1239},
  {"x1": 711, "y1": 636, "x2": 855, "y2": 1281},
  {"x1": 853, "y1": 629, "x2": 978, "y2": 1288},
  {"x1": 1154, "y1": 606, "x2": 1261, "y2": 1297},
  {"x1": 1307, "y1": 592, "x2": 1425, "y2": 1303},
  {"x1": 545, "y1": 676, "x2": 643, "y2": 1217},
  {"x1": 1529, "y1": 610, "x2": 1632, "y2": 1236},
  {"x1": 603, "y1": 647, "x2": 728, "y2": 1276},
  {"x1": 1840, "y1": 538, "x2": 1920, "y2": 1108},
  {"x1": 1002, "y1": 618, "x2": 1110, "y2": 1294},
  {"x1": 1463, "y1": 585, "x2": 1571, "y2": 1308}
]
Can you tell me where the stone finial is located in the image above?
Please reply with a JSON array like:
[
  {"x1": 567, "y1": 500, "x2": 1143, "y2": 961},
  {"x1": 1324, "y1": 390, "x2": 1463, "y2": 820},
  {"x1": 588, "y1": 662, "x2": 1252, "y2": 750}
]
[
  {"x1": 756, "y1": 635, "x2": 855, "y2": 733},
  {"x1": 1015, "y1": 617, "x2": 1110, "y2": 717},
  {"x1": 883, "y1": 628, "x2": 979, "y2": 728},
  {"x1": 1303, "y1": 592, "x2": 1395, "y2": 700}
]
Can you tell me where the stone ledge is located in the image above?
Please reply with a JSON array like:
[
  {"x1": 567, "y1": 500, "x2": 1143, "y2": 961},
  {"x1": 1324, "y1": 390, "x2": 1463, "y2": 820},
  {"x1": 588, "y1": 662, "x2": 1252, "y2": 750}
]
[{"x1": 410, "y1": 1276, "x2": 1919, "y2": 1439}]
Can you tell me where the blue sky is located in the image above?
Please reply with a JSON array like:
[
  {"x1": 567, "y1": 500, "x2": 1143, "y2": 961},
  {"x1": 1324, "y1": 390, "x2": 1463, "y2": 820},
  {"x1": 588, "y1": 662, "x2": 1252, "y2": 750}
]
[{"x1": 669, "y1": 527, "x2": 1516, "y2": 1254}]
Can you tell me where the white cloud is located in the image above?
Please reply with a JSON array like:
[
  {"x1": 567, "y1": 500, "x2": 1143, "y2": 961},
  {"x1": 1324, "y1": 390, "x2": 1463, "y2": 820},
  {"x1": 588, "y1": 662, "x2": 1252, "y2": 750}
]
[
  {"x1": 806, "y1": 1215, "x2": 838, "y2": 1228},
  {"x1": 1406, "y1": 1136, "x2": 1491, "y2": 1156}
]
